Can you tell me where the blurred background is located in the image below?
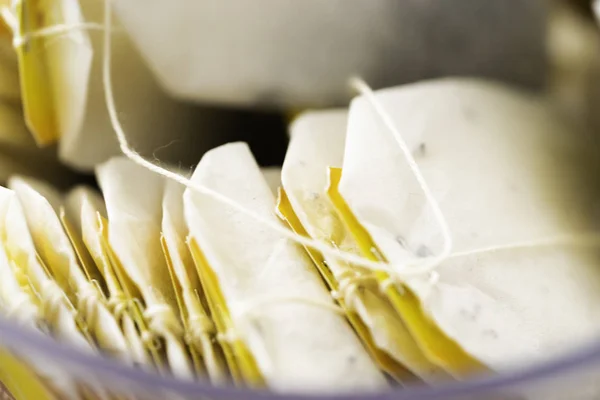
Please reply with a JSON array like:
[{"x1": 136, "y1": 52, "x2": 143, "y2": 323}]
[{"x1": 1, "y1": 0, "x2": 598, "y2": 190}]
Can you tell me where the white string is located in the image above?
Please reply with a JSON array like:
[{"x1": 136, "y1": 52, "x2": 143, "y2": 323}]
[
  {"x1": 348, "y1": 77, "x2": 454, "y2": 272},
  {"x1": 232, "y1": 295, "x2": 344, "y2": 321},
  {"x1": 144, "y1": 303, "x2": 184, "y2": 338},
  {"x1": 107, "y1": 291, "x2": 130, "y2": 320},
  {"x1": 77, "y1": 281, "x2": 102, "y2": 324},
  {"x1": 448, "y1": 232, "x2": 600, "y2": 259},
  {"x1": 185, "y1": 314, "x2": 215, "y2": 346},
  {"x1": 11, "y1": 22, "x2": 107, "y2": 48},
  {"x1": 40, "y1": 280, "x2": 70, "y2": 323},
  {"x1": 100, "y1": 0, "x2": 427, "y2": 282},
  {"x1": 100, "y1": 0, "x2": 600, "y2": 287}
]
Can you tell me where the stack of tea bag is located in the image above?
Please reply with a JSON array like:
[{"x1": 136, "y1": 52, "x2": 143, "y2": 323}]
[
  {"x1": 280, "y1": 77, "x2": 600, "y2": 379},
  {"x1": 0, "y1": 76, "x2": 598, "y2": 399}
]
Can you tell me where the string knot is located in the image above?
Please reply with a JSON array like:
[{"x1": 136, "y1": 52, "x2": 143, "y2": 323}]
[
  {"x1": 216, "y1": 329, "x2": 239, "y2": 344},
  {"x1": 185, "y1": 314, "x2": 215, "y2": 346},
  {"x1": 144, "y1": 304, "x2": 183, "y2": 338},
  {"x1": 77, "y1": 282, "x2": 102, "y2": 323},
  {"x1": 107, "y1": 292, "x2": 130, "y2": 320},
  {"x1": 40, "y1": 280, "x2": 68, "y2": 321}
]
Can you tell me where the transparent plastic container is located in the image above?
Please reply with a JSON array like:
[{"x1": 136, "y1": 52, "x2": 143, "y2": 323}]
[{"x1": 2, "y1": 314, "x2": 600, "y2": 400}]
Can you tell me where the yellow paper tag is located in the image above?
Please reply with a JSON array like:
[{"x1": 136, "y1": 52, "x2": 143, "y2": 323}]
[
  {"x1": 276, "y1": 188, "x2": 418, "y2": 382},
  {"x1": 97, "y1": 214, "x2": 165, "y2": 372},
  {"x1": 327, "y1": 167, "x2": 484, "y2": 378},
  {"x1": 188, "y1": 238, "x2": 263, "y2": 388},
  {"x1": 161, "y1": 236, "x2": 205, "y2": 378},
  {"x1": 59, "y1": 208, "x2": 107, "y2": 297},
  {"x1": 13, "y1": 0, "x2": 57, "y2": 145}
]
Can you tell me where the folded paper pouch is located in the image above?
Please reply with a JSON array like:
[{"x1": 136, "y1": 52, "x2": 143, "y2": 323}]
[
  {"x1": 97, "y1": 157, "x2": 195, "y2": 380},
  {"x1": 0, "y1": 199, "x2": 81, "y2": 400},
  {"x1": 336, "y1": 78, "x2": 600, "y2": 374},
  {"x1": 9, "y1": 177, "x2": 131, "y2": 363},
  {"x1": 0, "y1": 186, "x2": 91, "y2": 349},
  {"x1": 0, "y1": 186, "x2": 112, "y2": 400},
  {"x1": 280, "y1": 109, "x2": 450, "y2": 384},
  {"x1": 4, "y1": 0, "x2": 91, "y2": 145},
  {"x1": 64, "y1": 186, "x2": 152, "y2": 371},
  {"x1": 184, "y1": 142, "x2": 387, "y2": 393},
  {"x1": 162, "y1": 180, "x2": 229, "y2": 384}
]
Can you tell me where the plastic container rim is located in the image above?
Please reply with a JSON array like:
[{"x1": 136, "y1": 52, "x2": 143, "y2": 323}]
[{"x1": 2, "y1": 315, "x2": 599, "y2": 399}]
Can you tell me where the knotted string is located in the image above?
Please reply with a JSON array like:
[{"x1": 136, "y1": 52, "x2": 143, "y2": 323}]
[
  {"x1": 143, "y1": 303, "x2": 184, "y2": 340},
  {"x1": 1, "y1": 2, "x2": 116, "y2": 49},
  {"x1": 39, "y1": 279, "x2": 72, "y2": 325},
  {"x1": 107, "y1": 291, "x2": 130, "y2": 321},
  {"x1": 99, "y1": 0, "x2": 435, "y2": 282},
  {"x1": 77, "y1": 280, "x2": 103, "y2": 325},
  {"x1": 184, "y1": 314, "x2": 215, "y2": 348}
]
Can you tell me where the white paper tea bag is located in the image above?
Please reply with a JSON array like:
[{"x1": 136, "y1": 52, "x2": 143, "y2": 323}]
[
  {"x1": 280, "y1": 109, "x2": 447, "y2": 383},
  {"x1": 0, "y1": 187, "x2": 111, "y2": 399},
  {"x1": 0, "y1": 197, "x2": 39, "y2": 329},
  {"x1": 0, "y1": 186, "x2": 91, "y2": 351},
  {"x1": 162, "y1": 180, "x2": 228, "y2": 383},
  {"x1": 9, "y1": 177, "x2": 131, "y2": 362},
  {"x1": 337, "y1": 78, "x2": 600, "y2": 374},
  {"x1": 0, "y1": 191, "x2": 81, "y2": 400},
  {"x1": 65, "y1": 186, "x2": 152, "y2": 370},
  {"x1": 96, "y1": 157, "x2": 194, "y2": 379},
  {"x1": 183, "y1": 142, "x2": 387, "y2": 393},
  {"x1": 3, "y1": 0, "x2": 92, "y2": 145}
]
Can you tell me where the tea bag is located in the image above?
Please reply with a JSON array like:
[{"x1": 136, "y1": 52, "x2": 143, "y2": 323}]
[
  {"x1": 8, "y1": 176, "x2": 131, "y2": 362},
  {"x1": 0, "y1": 185, "x2": 91, "y2": 351},
  {"x1": 96, "y1": 157, "x2": 194, "y2": 379},
  {"x1": 65, "y1": 186, "x2": 152, "y2": 370},
  {"x1": 336, "y1": 78, "x2": 600, "y2": 373},
  {"x1": 183, "y1": 142, "x2": 387, "y2": 393},
  {"x1": 3, "y1": 0, "x2": 92, "y2": 145},
  {"x1": 0, "y1": 192, "x2": 81, "y2": 399},
  {"x1": 0, "y1": 187, "x2": 107, "y2": 399},
  {"x1": 280, "y1": 109, "x2": 448, "y2": 383},
  {"x1": 0, "y1": 195, "x2": 39, "y2": 329},
  {"x1": 161, "y1": 180, "x2": 228, "y2": 383}
]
